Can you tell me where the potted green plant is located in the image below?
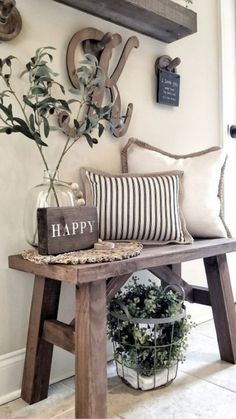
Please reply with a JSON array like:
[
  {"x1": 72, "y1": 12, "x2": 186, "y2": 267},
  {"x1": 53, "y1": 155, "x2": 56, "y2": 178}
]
[
  {"x1": 107, "y1": 278, "x2": 193, "y2": 390},
  {"x1": 0, "y1": 47, "x2": 118, "y2": 245}
]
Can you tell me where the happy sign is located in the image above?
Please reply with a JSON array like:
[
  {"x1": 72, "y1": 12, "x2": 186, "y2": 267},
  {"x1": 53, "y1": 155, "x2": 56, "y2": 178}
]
[{"x1": 37, "y1": 206, "x2": 98, "y2": 255}]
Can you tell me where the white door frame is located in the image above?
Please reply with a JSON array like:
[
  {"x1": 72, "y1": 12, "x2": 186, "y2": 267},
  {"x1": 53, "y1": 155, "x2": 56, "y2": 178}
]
[{"x1": 218, "y1": 0, "x2": 236, "y2": 297}]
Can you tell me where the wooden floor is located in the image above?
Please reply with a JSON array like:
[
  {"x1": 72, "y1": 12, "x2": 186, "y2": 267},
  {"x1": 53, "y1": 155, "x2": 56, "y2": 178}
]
[{"x1": 2, "y1": 319, "x2": 236, "y2": 419}]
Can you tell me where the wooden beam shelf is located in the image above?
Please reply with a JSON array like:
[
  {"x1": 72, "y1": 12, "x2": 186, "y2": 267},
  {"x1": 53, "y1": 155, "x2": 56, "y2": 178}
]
[{"x1": 53, "y1": 0, "x2": 197, "y2": 43}]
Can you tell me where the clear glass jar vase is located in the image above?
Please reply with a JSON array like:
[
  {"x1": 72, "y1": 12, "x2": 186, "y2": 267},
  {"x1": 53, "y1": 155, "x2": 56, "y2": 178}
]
[{"x1": 24, "y1": 169, "x2": 76, "y2": 247}]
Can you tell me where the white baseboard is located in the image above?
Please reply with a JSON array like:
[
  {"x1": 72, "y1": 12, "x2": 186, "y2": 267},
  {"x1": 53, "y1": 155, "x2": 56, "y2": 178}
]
[
  {"x1": 0, "y1": 347, "x2": 74, "y2": 406},
  {"x1": 0, "y1": 341, "x2": 113, "y2": 406},
  {"x1": 0, "y1": 349, "x2": 25, "y2": 405}
]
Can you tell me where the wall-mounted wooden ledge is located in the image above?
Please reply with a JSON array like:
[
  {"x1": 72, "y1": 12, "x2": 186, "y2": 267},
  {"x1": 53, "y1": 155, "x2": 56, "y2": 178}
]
[{"x1": 53, "y1": 0, "x2": 197, "y2": 43}]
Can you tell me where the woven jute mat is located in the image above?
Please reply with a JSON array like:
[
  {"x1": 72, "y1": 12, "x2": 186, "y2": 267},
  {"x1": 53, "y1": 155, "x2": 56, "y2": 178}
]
[{"x1": 22, "y1": 242, "x2": 143, "y2": 265}]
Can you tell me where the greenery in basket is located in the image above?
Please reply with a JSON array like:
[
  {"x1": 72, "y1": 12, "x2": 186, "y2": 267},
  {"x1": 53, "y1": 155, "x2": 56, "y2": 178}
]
[
  {"x1": 107, "y1": 278, "x2": 194, "y2": 377},
  {"x1": 0, "y1": 47, "x2": 118, "y2": 190}
]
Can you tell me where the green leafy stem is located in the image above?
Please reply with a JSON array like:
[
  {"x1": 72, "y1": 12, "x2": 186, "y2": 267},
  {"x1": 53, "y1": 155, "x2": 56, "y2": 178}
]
[{"x1": 0, "y1": 47, "x2": 121, "y2": 205}]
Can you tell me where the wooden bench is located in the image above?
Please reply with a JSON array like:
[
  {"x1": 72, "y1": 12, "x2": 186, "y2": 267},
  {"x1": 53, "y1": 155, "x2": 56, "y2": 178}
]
[{"x1": 8, "y1": 238, "x2": 236, "y2": 419}]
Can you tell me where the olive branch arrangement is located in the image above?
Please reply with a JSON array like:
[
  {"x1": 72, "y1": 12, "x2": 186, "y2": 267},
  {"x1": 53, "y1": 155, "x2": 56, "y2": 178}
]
[{"x1": 0, "y1": 47, "x2": 118, "y2": 202}]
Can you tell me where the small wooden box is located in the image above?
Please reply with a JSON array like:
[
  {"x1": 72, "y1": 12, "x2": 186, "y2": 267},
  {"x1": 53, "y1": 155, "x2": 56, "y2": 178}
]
[{"x1": 37, "y1": 206, "x2": 98, "y2": 255}]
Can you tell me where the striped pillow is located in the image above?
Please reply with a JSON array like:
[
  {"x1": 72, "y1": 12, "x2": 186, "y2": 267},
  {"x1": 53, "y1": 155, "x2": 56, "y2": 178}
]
[{"x1": 80, "y1": 168, "x2": 193, "y2": 245}]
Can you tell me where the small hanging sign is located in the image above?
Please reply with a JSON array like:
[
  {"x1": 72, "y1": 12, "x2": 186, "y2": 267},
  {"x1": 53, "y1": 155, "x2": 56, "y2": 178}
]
[
  {"x1": 155, "y1": 55, "x2": 181, "y2": 107},
  {"x1": 157, "y1": 70, "x2": 180, "y2": 107}
]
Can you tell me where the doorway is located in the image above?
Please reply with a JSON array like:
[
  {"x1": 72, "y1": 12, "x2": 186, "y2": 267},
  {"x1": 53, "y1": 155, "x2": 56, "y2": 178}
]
[{"x1": 219, "y1": 0, "x2": 236, "y2": 296}]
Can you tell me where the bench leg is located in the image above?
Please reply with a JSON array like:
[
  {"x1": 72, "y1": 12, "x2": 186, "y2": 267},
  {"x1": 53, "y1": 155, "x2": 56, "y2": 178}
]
[
  {"x1": 170, "y1": 263, "x2": 182, "y2": 276},
  {"x1": 158, "y1": 264, "x2": 182, "y2": 289},
  {"x1": 75, "y1": 280, "x2": 107, "y2": 419},
  {"x1": 21, "y1": 275, "x2": 61, "y2": 403},
  {"x1": 204, "y1": 254, "x2": 236, "y2": 363}
]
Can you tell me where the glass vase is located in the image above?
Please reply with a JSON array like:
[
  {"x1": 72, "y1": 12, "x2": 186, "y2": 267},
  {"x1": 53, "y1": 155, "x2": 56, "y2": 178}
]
[{"x1": 24, "y1": 169, "x2": 76, "y2": 247}]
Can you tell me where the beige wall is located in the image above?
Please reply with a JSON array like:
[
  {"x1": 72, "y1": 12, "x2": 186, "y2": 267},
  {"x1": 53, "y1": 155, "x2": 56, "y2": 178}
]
[{"x1": 0, "y1": 0, "x2": 221, "y2": 371}]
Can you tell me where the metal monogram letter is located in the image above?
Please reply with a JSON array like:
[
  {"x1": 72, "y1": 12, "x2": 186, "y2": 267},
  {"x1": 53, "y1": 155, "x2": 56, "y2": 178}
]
[
  {"x1": 61, "y1": 27, "x2": 139, "y2": 138},
  {"x1": 0, "y1": 0, "x2": 22, "y2": 41}
]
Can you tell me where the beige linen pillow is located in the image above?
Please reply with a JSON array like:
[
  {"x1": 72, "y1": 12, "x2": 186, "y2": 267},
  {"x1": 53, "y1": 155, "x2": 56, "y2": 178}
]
[
  {"x1": 121, "y1": 138, "x2": 229, "y2": 238},
  {"x1": 80, "y1": 167, "x2": 193, "y2": 245}
]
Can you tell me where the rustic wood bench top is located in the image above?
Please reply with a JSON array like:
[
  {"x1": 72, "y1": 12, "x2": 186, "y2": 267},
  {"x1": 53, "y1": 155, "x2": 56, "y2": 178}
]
[
  {"x1": 8, "y1": 237, "x2": 236, "y2": 419},
  {"x1": 9, "y1": 238, "x2": 236, "y2": 284}
]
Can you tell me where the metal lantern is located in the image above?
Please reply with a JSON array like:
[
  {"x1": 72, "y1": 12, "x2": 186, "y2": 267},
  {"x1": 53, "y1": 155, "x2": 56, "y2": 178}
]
[{"x1": 110, "y1": 286, "x2": 186, "y2": 390}]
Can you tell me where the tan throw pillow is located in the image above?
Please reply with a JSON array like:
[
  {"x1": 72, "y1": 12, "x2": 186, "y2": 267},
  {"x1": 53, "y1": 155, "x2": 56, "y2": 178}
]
[
  {"x1": 80, "y1": 167, "x2": 193, "y2": 245},
  {"x1": 121, "y1": 138, "x2": 230, "y2": 238}
]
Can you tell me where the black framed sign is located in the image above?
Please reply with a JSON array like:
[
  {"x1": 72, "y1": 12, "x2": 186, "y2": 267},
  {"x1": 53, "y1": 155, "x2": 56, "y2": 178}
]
[{"x1": 157, "y1": 69, "x2": 180, "y2": 107}]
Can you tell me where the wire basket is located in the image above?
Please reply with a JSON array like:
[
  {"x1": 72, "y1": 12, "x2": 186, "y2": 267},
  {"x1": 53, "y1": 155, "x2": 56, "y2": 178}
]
[{"x1": 109, "y1": 285, "x2": 187, "y2": 390}]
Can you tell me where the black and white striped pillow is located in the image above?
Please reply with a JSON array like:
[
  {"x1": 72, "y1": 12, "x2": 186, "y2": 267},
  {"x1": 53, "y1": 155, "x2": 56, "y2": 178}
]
[{"x1": 81, "y1": 168, "x2": 193, "y2": 244}]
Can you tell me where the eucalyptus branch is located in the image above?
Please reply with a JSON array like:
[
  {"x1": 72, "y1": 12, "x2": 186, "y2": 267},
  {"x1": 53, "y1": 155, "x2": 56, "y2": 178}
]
[
  {"x1": 0, "y1": 114, "x2": 12, "y2": 128},
  {"x1": 35, "y1": 95, "x2": 43, "y2": 138},
  {"x1": 55, "y1": 135, "x2": 72, "y2": 171},
  {"x1": 33, "y1": 98, "x2": 50, "y2": 127},
  {"x1": 60, "y1": 136, "x2": 79, "y2": 155},
  {"x1": 75, "y1": 83, "x2": 86, "y2": 119},
  {"x1": 36, "y1": 143, "x2": 49, "y2": 171},
  {"x1": 1, "y1": 76, "x2": 30, "y2": 126},
  {"x1": 44, "y1": 134, "x2": 72, "y2": 200},
  {"x1": 0, "y1": 48, "x2": 118, "y2": 208}
]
